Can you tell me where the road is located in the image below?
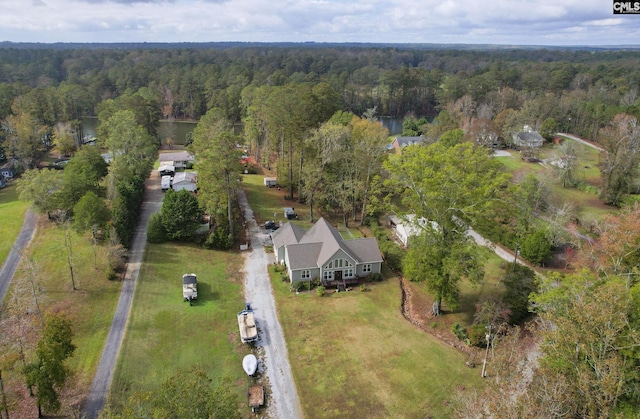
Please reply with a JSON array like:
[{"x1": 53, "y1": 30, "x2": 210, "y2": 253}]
[
  {"x1": 0, "y1": 209, "x2": 37, "y2": 306},
  {"x1": 466, "y1": 228, "x2": 524, "y2": 266},
  {"x1": 238, "y1": 189, "x2": 303, "y2": 419},
  {"x1": 82, "y1": 171, "x2": 163, "y2": 419},
  {"x1": 557, "y1": 132, "x2": 604, "y2": 151}
]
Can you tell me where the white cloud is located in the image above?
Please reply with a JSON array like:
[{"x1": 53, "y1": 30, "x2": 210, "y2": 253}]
[{"x1": 0, "y1": 0, "x2": 635, "y2": 45}]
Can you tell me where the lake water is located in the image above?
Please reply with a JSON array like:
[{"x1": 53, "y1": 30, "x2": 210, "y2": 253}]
[
  {"x1": 83, "y1": 117, "x2": 198, "y2": 145},
  {"x1": 83, "y1": 115, "x2": 403, "y2": 145}
]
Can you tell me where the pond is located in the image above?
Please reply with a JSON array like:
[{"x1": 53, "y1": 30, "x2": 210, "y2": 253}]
[
  {"x1": 83, "y1": 115, "x2": 404, "y2": 145},
  {"x1": 83, "y1": 117, "x2": 198, "y2": 146}
]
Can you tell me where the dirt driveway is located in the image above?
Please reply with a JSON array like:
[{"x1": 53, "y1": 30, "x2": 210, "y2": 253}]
[
  {"x1": 82, "y1": 171, "x2": 163, "y2": 418},
  {"x1": 238, "y1": 189, "x2": 303, "y2": 419}
]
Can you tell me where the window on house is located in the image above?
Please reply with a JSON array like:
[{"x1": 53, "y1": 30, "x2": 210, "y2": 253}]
[
  {"x1": 301, "y1": 270, "x2": 311, "y2": 280},
  {"x1": 323, "y1": 270, "x2": 334, "y2": 281},
  {"x1": 363, "y1": 264, "x2": 372, "y2": 273},
  {"x1": 331, "y1": 258, "x2": 353, "y2": 269},
  {"x1": 345, "y1": 269, "x2": 354, "y2": 278}
]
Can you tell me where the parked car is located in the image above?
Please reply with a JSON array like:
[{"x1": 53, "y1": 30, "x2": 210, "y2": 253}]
[{"x1": 264, "y1": 220, "x2": 278, "y2": 230}]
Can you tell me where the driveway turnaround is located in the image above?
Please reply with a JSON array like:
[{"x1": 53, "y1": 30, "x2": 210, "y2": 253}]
[
  {"x1": 0, "y1": 209, "x2": 37, "y2": 306},
  {"x1": 238, "y1": 189, "x2": 304, "y2": 419},
  {"x1": 82, "y1": 172, "x2": 163, "y2": 419}
]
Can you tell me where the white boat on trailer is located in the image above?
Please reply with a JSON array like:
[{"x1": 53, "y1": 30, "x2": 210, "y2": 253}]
[{"x1": 242, "y1": 354, "x2": 258, "y2": 376}]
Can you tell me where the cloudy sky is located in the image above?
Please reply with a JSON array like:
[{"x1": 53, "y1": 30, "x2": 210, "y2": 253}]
[{"x1": 0, "y1": 0, "x2": 638, "y2": 46}]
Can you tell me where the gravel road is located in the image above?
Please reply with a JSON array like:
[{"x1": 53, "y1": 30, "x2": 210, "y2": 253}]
[
  {"x1": 557, "y1": 132, "x2": 604, "y2": 151},
  {"x1": 0, "y1": 209, "x2": 37, "y2": 306},
  {"x1": 238, "y1": 189, "x2": 303, "y2": 419},
  {"x1": 82, "y1": 171, "x2": 163, "y2": 419}
]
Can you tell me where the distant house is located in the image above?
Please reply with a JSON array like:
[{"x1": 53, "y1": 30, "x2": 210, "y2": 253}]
[
  {"x1": 390, "y1": 136, "x2": 423, "y2": 153},
  {"x1": 512, "y1": 125, "x2": 544, "y2": 149},
  {"x1": 271, "y1": 217, "x2": 383, "y2": 286},
  {"x1": 388, "y1": 214, "x2": 436, "y2": 247},
  {"x1": 172, "y1": 171, "x2": 197, "y2": 192},
  {"x1": 159, "y1": 151, "x2": 194, "y2": 170}
]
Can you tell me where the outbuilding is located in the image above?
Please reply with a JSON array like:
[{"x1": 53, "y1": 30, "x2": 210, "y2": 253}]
[
  {"x1": 264, "y1": 177, "x2": 277, "y2": 187},
  {"x1": 172, "y1": 171, "x2": 197, "y2": 192}
]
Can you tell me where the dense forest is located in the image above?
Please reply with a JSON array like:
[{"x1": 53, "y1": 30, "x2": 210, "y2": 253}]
[{"x1": 0, "y1": 45, "x2": 639, "y2": 126}]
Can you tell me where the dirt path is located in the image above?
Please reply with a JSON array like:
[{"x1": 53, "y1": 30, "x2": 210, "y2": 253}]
[
  {"x1": 238, "y1": 189, "x2": 303, "y2": 419},
  {"x1": 0, "y1": 210, "x2": 37, "y2": 306},
  {"x1": 82, "y1": 171, "x2": 163, "y2": 419}
]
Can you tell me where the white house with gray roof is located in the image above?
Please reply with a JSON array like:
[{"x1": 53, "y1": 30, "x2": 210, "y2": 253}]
[
  {"x1": 159, "y1": 151, "x2": 194, "y2": 169},
  {"x1": 271, "y1": 217, "x2": 383, "y2": 286}
]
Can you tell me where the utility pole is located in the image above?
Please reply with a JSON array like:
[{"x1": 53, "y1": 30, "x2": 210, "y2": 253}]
[{"x1": 481, "y1": 324, "x2": 493, "y2": 378}]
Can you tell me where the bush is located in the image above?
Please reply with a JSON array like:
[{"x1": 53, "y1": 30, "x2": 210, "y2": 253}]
[
  {"x1": 452, "y1": 322, "x2": 467, "y2": 342},
  {"x1": 370, "y1": 273, "x2": 383, "y2": 282},
  {"x1": 360, "y1": 284, "x2": 367, "y2": 292},
  {"x1": 370, "y1": 220, "x2": 404, "y2": 271},
  {"x1": 203, "y1": 226, "x2": 233, "y2": 250},
  {"x1": 316, "y1": 286, "x2": 325, "y2": 296},
  {"x1": 147, "y1": 212, "x2": 167, "y2": 243},
  {"x1": 520, "y1": 228, "x2": 552, "y2": 266},
  {"x1": 106, "y1": 268, "x2": 118, "y2": 281},
  {"x1": 468, "y1": 323, "x2": 489, "y2": 347},
  {"x1": 290, "y1": 281, "x2": 305, "y2": 292},
  {"x1": 107, "y1": 245, "x2": 127, "y2": 280},
  {"x1": 502, "y1": 264, "x2": 537, "y2": 324}
]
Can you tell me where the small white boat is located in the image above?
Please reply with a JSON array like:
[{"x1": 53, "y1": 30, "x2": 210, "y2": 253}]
[{"x1": 243, "y1": 354, "x2": 258, "y2": 376}]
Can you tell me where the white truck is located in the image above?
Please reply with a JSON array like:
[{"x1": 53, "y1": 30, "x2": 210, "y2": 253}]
[{"x1": 182, "y1": 273, "x2": 197, "y2": 304}]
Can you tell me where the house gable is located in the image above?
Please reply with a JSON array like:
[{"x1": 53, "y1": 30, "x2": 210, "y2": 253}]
[
  {"x1": 299, "y1": 217, "x2": 359, "y2": 266},
  {"x1": 320, "y1": 248, "x2": 356, "y2": 271}
]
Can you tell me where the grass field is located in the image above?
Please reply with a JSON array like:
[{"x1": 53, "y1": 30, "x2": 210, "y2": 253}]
[
  {"x1": 0, "y1": 183, "x2": 30, "y2": 266},
  {"x1": 108, "y1": 242, "x2": 250, "y2": 410},
  {"x1": 497, "y1": 140, "x2": 617, "y2": 224},
  {"x1": 270, "y1": 265, "x2": 486, "y2": 418},
  {"x1": 0, "y1": 222, "x2": 122, "y2": 417}
]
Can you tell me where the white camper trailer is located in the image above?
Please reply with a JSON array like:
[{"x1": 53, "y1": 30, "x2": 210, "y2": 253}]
[{"x1": 161, "y1": 175, "x2": 172, "y2": 191}]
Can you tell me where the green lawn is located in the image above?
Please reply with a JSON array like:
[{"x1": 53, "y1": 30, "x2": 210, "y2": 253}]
[
  {"x1": 498, "y1": 141, "x2": 617, "y2": 225},
  {"x1": 109, "y1": 242, "x2": 249, "y2": 410},
  {"x1": 271, "y1": 265, "x2": 486, "y2": 418},
  {"x1": 0, "y1": 222, "x2": 122, "y2": 417},
  {"x1": 0, "y1": 183, "x2": 30, "y2": 266}
]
